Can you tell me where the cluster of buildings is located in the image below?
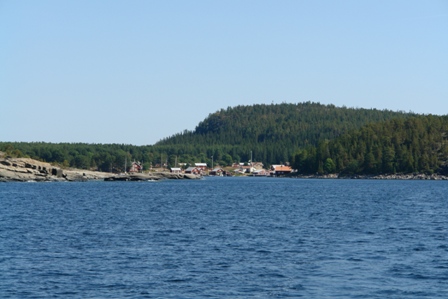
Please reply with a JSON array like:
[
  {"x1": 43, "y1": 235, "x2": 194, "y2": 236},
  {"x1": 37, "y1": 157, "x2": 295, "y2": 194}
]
[
  {"x1": 127, "y1": 160, "x2": 293, "y2": 177},
  {"x1": 167, "y1": 162, "x2": 293, "y2": 177}
]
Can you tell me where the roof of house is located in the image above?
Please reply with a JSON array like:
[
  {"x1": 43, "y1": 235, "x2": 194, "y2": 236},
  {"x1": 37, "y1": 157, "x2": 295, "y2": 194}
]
[
  {"x1": 275, "y1": 166, "x2": 292, "y2": 172},
  {"x1": 195, "y1": 163, "x2": 207, "y2": 167}
]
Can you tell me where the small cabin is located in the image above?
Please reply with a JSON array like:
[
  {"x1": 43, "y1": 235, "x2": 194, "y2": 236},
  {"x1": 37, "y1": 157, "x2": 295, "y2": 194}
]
[
  {"x1": 271, "y1": 165, "x2": 292, "y2": 176},
  {"x1": 129, "y1": 161, "x2": 143, "y2": 173},
  {"x1": 170, "y1": 167, "x2": 182, "y2": 173},
  {"x1": 194, "y1": 163, "x2": 208, "y2": 170},
  {"x1": 185, "y1": 167, "x2": 201, "y2": 175}
]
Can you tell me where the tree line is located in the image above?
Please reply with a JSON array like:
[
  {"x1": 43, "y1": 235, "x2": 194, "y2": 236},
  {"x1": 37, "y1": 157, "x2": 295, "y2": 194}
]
[
  {"x1": 291, "y1": 115, "x2": 448, "y2": 175},
  {"x1": 154, "y1": 102, "x2": 411, "y2": 167}
]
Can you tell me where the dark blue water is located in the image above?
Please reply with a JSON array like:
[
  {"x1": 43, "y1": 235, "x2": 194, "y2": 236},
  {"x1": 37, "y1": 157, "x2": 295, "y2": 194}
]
[{"x1": 1, "y1": 177, "x2": 447, "y2": 298}]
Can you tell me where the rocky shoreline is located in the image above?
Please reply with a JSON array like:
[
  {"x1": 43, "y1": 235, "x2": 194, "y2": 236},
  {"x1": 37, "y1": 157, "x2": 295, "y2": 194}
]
[
  {"x1": 0, "y1": 156, "x2": 200, "y2": 182},
  {"x1": 0, "y1": 157, "x2": 110, "y2": 182},
  {"x1": 293, "y1": 173, "x2": 448, "y2": 180},
  {"x1": 1, "y1": 155, "x2": 446, "y2": 182},
  {"x1": 103, "y1": 172, "x2": 200, "y2": 181}
]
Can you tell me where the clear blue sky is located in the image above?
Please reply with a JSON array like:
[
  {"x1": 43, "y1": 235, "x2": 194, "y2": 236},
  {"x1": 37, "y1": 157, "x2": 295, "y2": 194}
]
[{"x1": 1, "y1": 0, "x2": 447, "y2": 145}]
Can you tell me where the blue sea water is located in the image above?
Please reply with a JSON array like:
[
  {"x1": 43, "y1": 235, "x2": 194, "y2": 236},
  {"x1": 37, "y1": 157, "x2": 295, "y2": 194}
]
[{"x1": 0, "y1": 177, "x2": 447, "y2": 298}]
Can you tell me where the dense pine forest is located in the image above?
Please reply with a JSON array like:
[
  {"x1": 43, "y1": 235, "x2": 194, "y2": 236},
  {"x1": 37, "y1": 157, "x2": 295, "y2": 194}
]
[
  {"x1": 2, "y1": 102, "x2": 447, "y2": 175},
  {"x1": 291, "y1": 115, "x2": 448, "y2": 175},
  {"x1": 155, "y1": 102, "x2": 411, "y2": 165}
]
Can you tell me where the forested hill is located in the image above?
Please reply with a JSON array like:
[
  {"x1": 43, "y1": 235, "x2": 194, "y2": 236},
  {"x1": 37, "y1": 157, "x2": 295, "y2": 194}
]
[
  {"x1": 155, "y1": 102, "x2": 411, "y2": 163},
  {"x1": 2, "y1": 102, "x2": 434, "y2": 173},
  {"x1": 158, "y1": 102, "x2": 409, "y2": 147},
  {"x1": 291, "y1": 115, "x2": 448, "y2": 175}
]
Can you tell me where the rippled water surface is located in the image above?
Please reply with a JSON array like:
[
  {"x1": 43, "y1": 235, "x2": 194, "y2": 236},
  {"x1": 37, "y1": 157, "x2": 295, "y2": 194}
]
[{"x1": 1, "y1": 177, "x2": 447, "y2": 298}]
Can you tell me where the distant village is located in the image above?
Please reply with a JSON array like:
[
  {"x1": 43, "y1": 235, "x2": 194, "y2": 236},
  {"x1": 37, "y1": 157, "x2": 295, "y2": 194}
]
[{"x1": 127, "y1": 160, "x2": 293, "y2": 177}]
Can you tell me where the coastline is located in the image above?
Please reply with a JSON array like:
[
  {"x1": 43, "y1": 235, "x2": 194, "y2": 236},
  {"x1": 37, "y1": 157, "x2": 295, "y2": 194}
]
[
  {"x1": 1, "y1": 156, "x2": 446, "y2": 182},
  {"x1": 0, "y1": 156, "x2": 200, "y2": 182},
  {"x1": 291, "y1": 173, "x2": 448, "y2": 180},
  {"x1": 0, "y1": 157, "x2": 112, "y2": 182}
]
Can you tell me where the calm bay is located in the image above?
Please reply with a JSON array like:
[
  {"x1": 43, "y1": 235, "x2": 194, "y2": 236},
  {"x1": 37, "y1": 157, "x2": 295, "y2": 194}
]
[{"x1": 1, "y1": 177, "x2": 447, "y2": 298}]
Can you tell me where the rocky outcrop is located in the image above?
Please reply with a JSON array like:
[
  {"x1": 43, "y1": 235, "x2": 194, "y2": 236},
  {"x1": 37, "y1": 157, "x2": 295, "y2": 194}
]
[
  {"x1": 0, "y1": 156, "x2": 201, "y2": 182},
  {"x1": 104, "y1": 172, "x2": 201, "y2": 181},
  {"x1": 0, "y1": 157, "x2": 112, "y2": 182},
  {"x1": 293, "y1": 173, "x2": 448, "y2": 180},
  {"x1": 0, "y1": 157, "x2": 59, "y2": 182},
  {"x1": 359, "y1": 173, "x2": 448, "y2": 180}
]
